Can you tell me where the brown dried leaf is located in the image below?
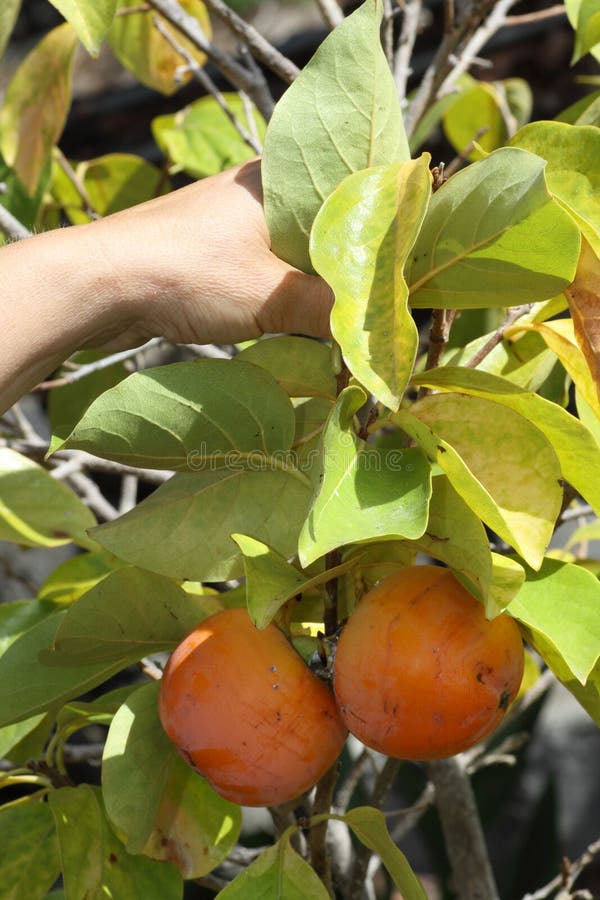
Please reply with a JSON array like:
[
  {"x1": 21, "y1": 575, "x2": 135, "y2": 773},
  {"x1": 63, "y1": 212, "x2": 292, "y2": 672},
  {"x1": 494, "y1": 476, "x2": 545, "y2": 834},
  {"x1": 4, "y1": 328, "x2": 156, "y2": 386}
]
[{"x1": 565, "y1": 239, "x2": 600, "y2": 404}]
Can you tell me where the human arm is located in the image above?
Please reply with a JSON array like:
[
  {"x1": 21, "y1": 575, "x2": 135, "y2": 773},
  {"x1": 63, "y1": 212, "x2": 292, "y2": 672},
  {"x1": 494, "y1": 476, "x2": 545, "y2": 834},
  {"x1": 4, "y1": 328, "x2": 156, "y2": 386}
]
[{"x1": 0, "y1": 159, "x2": 332, "y2": 415}]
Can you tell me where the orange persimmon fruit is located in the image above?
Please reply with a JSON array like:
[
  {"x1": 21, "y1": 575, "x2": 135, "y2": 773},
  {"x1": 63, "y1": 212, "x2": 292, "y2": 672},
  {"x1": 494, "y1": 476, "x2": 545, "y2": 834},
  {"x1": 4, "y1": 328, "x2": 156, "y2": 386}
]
[
  {"x1": 158, "y1": 607, "x2": 347, "y2": 806},
  {"x1": 333, "y1": 565, "x2": 524, "y2": 760}
]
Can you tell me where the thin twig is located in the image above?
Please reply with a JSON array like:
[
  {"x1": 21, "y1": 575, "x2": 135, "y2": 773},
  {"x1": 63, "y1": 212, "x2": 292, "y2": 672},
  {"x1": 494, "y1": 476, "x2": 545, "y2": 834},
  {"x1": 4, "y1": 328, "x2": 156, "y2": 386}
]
[
  {"x1": 504, "y1": 3, "x2": 566, "y2": 26},
  {"x1": 119, "y1": 473, "x2": 139, "y2": 514},
  {"x1": 0, "y1": 199, "x2": 32, "y2": 241},
  {"x1": 394, "y1": 0, "x2": 423, "y2": 105},
  {"x1": 65, "y1": 470, "x2": 120, "y2": 521},
  {"x1": 444, "y1": 0, "x2": 456, "y2": 33},
  {"x1": 201, "y1": 0, "x2": 300, "y2": 84},
  {"x1": 389, "y1": 781, "x2": 436, "y2": 843},
  {"x1": 35, "y1": 338, "x2": 163, "y2": 390},
  {"x1": 522, "y1": 838, "x2": 600, "y2": 900},
  {"x1": 560, "y1": 503, "x2": 593, "y2": 524},
  {"x1": 418, "y1": 308, "x2": 457, "y2": 399},
  {"x1": 463, "y1": 304, "x2": 533, "y2": 369},
  {"x1": 146, "y1": 0, "x2": 275, "y2": 120},
  {"x1": 153, "y1": 15, "x2": 263, "y2": 154},
  {"x1": 382, "y1": 0, "x2": 395, "y2": 68},
  {"x1": 443, "y1": 125, "x2": 490, "y2": 179},
  {"x1": 53, "y1": 148, "x2": 99, "y2": 220},
  {"x1": 334, "y1": 748, "x2": 375, "y2": 814},
  {"x1": 437, "y1": 0, "x2": 522, "y2": 97},
  {"x1": 315, "y1": 0, "x2": 345, "y2": 30}
]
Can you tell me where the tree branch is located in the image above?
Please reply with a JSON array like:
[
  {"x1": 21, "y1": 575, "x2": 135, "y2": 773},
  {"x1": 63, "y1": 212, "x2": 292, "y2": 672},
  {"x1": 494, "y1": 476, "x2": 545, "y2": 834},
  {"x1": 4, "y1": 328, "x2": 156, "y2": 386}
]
[
  {"x1": 463, "y1": 304, "x2": 532, "y2": 369},
  {"x1": 522, "y1": 837, "x2": 600, "y2": 900},
  {"x1": 394, "y1": 0, "x2": 423, "y2": 106},
  {"x1": 153, "y1": 15, "x2": 263, "y2": 153},
  {"x1": 146, "y1": 0, "x2": 275, "y2": 119},
  {"x1": 201, "y1": 0, "x2": 300, "y2": 84},
  {"x1": 349, "y1": 757, "x2": 401, "y2": 899},
  {"x1": 426, "y1": 757, "x2": 500, "y2": 900},
  {"x1": 315, "y1": 0, "x2": 345, "y2": 30}
]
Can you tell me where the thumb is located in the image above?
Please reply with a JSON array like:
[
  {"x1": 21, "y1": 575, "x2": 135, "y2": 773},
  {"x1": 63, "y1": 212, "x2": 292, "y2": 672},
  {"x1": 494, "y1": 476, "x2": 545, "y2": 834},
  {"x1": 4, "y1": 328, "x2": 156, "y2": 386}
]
[{"x1": 255, "y1": 257, "x2": 334, "y2": 338}]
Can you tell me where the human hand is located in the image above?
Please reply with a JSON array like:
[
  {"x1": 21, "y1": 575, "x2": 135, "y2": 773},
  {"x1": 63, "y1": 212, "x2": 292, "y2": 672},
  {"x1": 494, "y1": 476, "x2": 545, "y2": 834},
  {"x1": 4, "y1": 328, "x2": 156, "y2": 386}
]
[{"x1": 84, "y1": 158, "x2": 333, "y2": 350}]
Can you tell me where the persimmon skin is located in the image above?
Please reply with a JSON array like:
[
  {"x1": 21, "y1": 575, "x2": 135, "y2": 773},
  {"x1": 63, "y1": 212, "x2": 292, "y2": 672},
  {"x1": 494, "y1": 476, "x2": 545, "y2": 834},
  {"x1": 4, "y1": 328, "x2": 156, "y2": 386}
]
[
  {"x1": 333, "y1": 566, "x2": 524, "y2": 760},
  {"x1": 158, "y1": 608, "x2": 347, "y2": 806}
]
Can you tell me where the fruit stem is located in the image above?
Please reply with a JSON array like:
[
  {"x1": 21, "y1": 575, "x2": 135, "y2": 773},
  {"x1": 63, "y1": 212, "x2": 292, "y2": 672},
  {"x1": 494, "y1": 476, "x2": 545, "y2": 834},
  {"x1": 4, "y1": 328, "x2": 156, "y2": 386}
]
[
  {"x1": 426, "y1": 757, "x2": 500, "y2": 900},
  {"x1": 324, "y1": 548, "x2": 341, "y2": 635}
]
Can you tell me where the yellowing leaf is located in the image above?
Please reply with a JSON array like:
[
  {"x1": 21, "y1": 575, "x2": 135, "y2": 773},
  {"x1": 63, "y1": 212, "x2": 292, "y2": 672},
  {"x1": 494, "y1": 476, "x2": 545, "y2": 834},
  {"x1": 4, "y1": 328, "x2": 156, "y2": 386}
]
[
  {"x1": 108, "y1": 0, "x2": 211, "y2": 96},
  {"x1": 0, "y1": 0, "x2": 21, "y2": 60},
  {"x1": 48, "y1": 0, "x2": 117, "y2": 55},
  {"x1": 311, "y1": 157, "x2": 431, "y2": 410},
  {"x1": 0, "y1": 23, "x2": 77, "y2": 193},
  {"x1": 565, "y1": 240, "x2": 600, "y2": 406},
  {"x1": 520, "y1": 318, "x2": 600, "y2": 419}
]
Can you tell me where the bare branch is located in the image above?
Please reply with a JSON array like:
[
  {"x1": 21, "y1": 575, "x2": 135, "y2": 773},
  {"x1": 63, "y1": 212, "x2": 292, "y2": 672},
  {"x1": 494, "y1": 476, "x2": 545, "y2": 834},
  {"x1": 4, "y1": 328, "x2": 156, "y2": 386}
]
[
  {"x1": 382, "y1": 0, "x2": 395, "y2": 68},
  {"x1": 349, "y1": 757, "x2": 401, "y2": 899},
  {"x1": 146, "y1": 0, "x2": 275, "y2": 119},
  {"x1": 315, "y1": 0, "x2": 345, "y2": 30},
  {"x1": 504, "y1": 4, "x2": 566, "y2": 27},
  {"x1": 36, "y1": 338, "x2": 163, "y2": 390},
  {"x1": 64, "y1": 470, "x2": 120, "y2": 520},
  {"x1": 394, "y1": 0, "x2": 423, "y2": 105},
  {"x1": 522, "y1": 838, "x2": 600, "y2": 900},
  {"x1": 201, "y1": 0, "x2": 300, "y2": 84},
  {"x1": 153, "y1": 15, "x2": 263, "y2": 154},
  {"x1": 437, "y1": 0, "x2": 522, "y2": 97},
  {"x1": 463, "y1": 304, "x2": 533, "y2": 369},
  {"x1": 53, "y1": 148, "x2": 100, "y2": 220},
  {"x1": 119, "y1": 473, "x2": 139, "y2": 514},
  {"x1": 427, "y1": 757, "x2": 500, "y2": 900}
]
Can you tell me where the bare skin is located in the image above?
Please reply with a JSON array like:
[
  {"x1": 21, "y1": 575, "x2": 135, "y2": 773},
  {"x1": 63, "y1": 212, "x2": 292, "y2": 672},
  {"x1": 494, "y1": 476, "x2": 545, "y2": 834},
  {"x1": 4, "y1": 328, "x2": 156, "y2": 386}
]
[{"x1": 0, "y1": 159, "x2": 333, "y2": 415}]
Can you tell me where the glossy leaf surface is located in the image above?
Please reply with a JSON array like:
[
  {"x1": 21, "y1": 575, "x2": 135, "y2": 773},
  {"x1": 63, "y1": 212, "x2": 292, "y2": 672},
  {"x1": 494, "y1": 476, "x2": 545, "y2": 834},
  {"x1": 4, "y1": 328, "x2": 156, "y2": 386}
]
[
  {"x1": 103, "y1": 683, "x2": 241, "y2": 876},
  {"x1": 406, "y1": 148, "x2": 580, "y2": 309},
  {"x1": 48, "y1": 0, "x2": 117, "y2": 54},
  {"x1": 299, "y1": 386, "x2": 431, "y2": 566},
  {"x1": 263, "y1": 0, "x2": 409, "y2": 272},
  {"x1": 311, "y1": 158, "x2": 431, "y2": 409}
]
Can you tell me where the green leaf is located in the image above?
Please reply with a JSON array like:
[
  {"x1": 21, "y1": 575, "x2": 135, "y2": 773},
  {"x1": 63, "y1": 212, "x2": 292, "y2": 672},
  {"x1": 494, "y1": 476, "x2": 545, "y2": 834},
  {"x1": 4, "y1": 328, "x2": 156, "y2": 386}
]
[
  {"x1": 508, "y1": 557, "x2": 600, "y2": 685},
  {"x1": 299, "y1": 386, "x2": 431, "y2": 566},
  {"x1": 103, "y1": 682, "x2": 241, "y2": 876},
  {"x1": 310, "y1": 157, "x2": 431, "y2": 410},
  {"x1": 108, "y1": 0, "x2": 211, "y2": 95},
  {"x1": 406, "y1": 147, "x2": 581, "y2": 309},
  {"x1": 556, "y1": 90, "x2": 600, "y2": 125},
  {"x1": 411, "y1": 366, "x2": 600, "y2": 517},
  {"x1": 56, "y1": 153, "x2": 169, "y2": 225},
  {"x1": 0, "y1": 804, "x2": 60, "y2": 900},
  {"x1": 49, "y1": 785, "x2": 183, "y2": 899},
  {"x1": 231, "y1": 535, "x2": 307, "y2": 628},
  {"x1": 60, "y1": 358, "x2": 296, "y2": 468},
  {"x1": 510, "y1": 121, "x2": 600, "y2": 256},
  {"x1": 152, "y1": 93, "x2": 266, "y2": 178},
  {"x1": 568, "y1": 0, "x2": 600, "y2": 62},
  {"x1": 41, "y1": 567, "x2": 212, "y2": 667},
  {"x1": 92, "y1": 467, "x2": 311, "y2": 581},
  {"x1": 395, "y1": 395, "x2": 563, "y2": 569},
  {"x1": 263, "y1": 0, "x2": 409, "y2": 273},
  {"x1": 442, "y1": 80, "x2": 522, "y2": 161},
  {"x1": 0, "y1": 714, "x2": 48, "y2": 763},
  {"x1": 0, "y1": 1, "x2": 22, "y2": 61},
  {"x1": 0, "y1": 600, "x2": 57, "y2": 656},
  {"x1": 0, "y1": 612, "x2": 128, "y2": 727},
  {"x1": 235, "y1": 337, "x2": 337, "y2": 399},
  {"x1": 0, "y1": 23, "x2": 77, "y2": 194},
  {"x1": 407, "y1": 474, "x2": 493, "y2": 610},
  {"x1": 48, "y1": 0, "x2": 117, "y2": 55},
  {"x1": 216, "y1": 835, "x2": 330, "y2": 899},
  {"x1": 489, "y1": 554, "x2": 526, "y2": 615},
  {"x1": 292, "y1": 397, "x2": 333, "y2": 471},
  {"x1": 0, "y1": 449, "x2": 96, "y2": 548},
  {"x1": 48, "y1": 350, "x2": 128, "y2": 445},
  {"x1": 344, "y1": 807, "x2": 427, "y2": 900},
  {"x1": 37, "y1": 550, "x2": 126, "y2": 604},
  {"x1": 0, "y1": 152, "x2": 50, "y2": 246}
]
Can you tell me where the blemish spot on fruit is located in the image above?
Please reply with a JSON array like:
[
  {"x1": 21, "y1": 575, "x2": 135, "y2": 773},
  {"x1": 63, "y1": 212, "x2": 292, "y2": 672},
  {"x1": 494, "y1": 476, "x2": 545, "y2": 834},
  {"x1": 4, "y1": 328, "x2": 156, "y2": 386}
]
[
  {"x1": 499, "y1": 690, "x2": 511, "y2": 710},
  {"x1": 269, "y1": 665, "x2": 277, "y2": 673},
  {"x1": 272, "y1": 683, "x2": 279, "y2": 689}
]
